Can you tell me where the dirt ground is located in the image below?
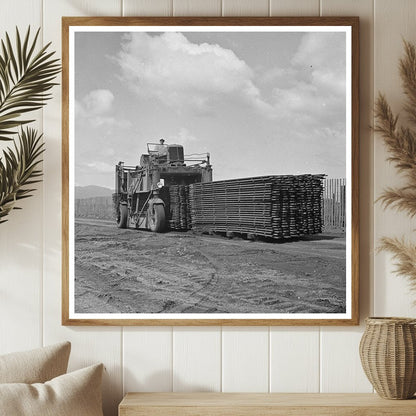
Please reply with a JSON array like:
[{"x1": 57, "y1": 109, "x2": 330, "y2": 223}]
[{"x1": 74, "y1": 218, "x2": 346, "y2": 314}]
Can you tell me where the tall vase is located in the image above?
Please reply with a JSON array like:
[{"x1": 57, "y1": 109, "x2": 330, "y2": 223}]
[{"x1": 359, "y1": 317, "x2": 416, "y2": 399}]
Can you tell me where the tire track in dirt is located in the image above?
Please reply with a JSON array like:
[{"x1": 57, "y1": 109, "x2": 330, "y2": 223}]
[
  {"x1": 177, "y1": 247, "x2": 221, "y2": 313},
  {"x1": 74, "y1": 220, "x2": 347, "y2": 314}
]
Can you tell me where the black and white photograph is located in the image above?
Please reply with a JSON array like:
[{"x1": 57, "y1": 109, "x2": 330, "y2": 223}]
[{"x1": 64, "y1": 18, "x2": 358, "y2": 324}]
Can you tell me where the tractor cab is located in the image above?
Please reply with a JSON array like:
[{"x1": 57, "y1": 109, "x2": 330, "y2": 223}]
[
  {"x1": 114, "y1": 138, "x2": 212, "y2": 233},
  {"x1": 147, "y1": 140, "x2": 184, "y2": 166}
]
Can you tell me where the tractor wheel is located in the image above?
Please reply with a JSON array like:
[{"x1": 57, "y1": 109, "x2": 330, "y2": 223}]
[
  {"x1": 148, "y1": 204, "x2": 166, "y2": 232},
  {"x1": 117, "y1": 204, "x2": 128, "y2": 228}
]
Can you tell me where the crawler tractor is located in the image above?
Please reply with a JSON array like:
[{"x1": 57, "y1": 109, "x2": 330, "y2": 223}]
[{"x1": 113, "y1": 140, "x2": 212, "y2": 232}]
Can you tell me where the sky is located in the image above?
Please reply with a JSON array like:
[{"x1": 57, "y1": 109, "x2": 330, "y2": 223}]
[{"x1": 74, "y1": 29, "x2": 347, "y2": 189}]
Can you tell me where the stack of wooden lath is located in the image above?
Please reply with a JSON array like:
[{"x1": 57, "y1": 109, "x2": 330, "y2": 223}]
[
  {"x1": 167, "y1": 185, "x2": 190, "y2": 230},
  {"x1": 188, "y1": 174, "x2": 324, "y2": 239}
]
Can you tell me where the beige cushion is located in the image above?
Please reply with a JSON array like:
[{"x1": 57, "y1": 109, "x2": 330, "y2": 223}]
[
  {"x1": 0, "y1": 342, "x2": 71, "y2": 384},
  {"x1": 0, "y1": 363, "x2": 104, "y2": 416}
]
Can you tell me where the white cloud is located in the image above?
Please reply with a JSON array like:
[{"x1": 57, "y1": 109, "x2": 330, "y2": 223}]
[
  {"x1": 82, "y1": 89, "x2": 114, "y2": 115},
  {"x1": 76, "y1": 89, "x2": 114, "y2": 123},
  {"x1": 89, "y1": 116, "x2": 132, "y2": 129},
  {"x1": 76, "y1": 89, "x2": 132, "y2": 129},
  {"x1": 292, "y1": 32, "x2": 345, "y2": 70},
  {"x1": 114, "y1": 32, "x2": 346, "y2": 128},
  {"x1": 115, "y1": 32, "x2": 267, "y2": 114},
  {"x1": 260, "y1": 67, "x2": 298, "y2": 89},
  {"x1": 263, "y1": 32, "x2": 346, "y2": 131},
  {"x1": 168, "y1": 127, "x2": 197, "y2": 145},
  {"x1": 288, "y1": 32, "x2": 346, "y2": 112}
]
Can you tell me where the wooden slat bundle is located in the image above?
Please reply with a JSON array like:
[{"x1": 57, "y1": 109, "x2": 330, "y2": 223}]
[
  {"x1": 188, "y1": 174, "x2": 324, "y2": 239},
  {"x1": 167, "y1": 185, "x2": 190, "y2": 231}
]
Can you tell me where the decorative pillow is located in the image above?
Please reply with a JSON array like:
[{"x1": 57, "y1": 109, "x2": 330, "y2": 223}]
[
  {"x1": 0, "y1": 341, "x2": 71, "y2": 384},
  {"x1": 0, "y1": 363, "x2": 104, "y2": 416}
]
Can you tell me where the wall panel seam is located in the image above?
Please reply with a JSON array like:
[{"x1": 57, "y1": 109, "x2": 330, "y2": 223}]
[
  {"x1": 41, "y1": 0, "x2": 45, "y2": 349},
  {"x1": 171, "y1": 327, "x2": 174, "y2": 391},
  {"x1": 268, "y1": 326, "x2": 271, "y2": 393},
  {"x1": 220, "y1": 326, "x2": 223, "y2": 392},
  {"x1": 119, "y1": 0, "x2": 124, "y2": 400},
  {"x1": 121, "y1": 329, "x2": 125, "y2": 395},
  {"x1": 319, "y1": 328, "x2": 322, "y2": 392},
  {"x1": 372, "y1": 0, "x2": 376, "y2": 329},
  {"x1": 371, "y1": 1, "x2": 375, "y2": 395},
  {"x1": 221, "y1": 327, "x2": 224, "y2": 391},
  {"x1": 319, "y1": 0, "x2": 324, "y2": 392}
]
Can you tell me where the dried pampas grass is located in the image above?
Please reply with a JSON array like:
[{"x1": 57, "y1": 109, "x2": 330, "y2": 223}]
[
  {"x1": 376, "y1": 40, "x2": 416, "y2": 294},
  {"x1": 378, "y1": 237, "x2": 416, "y2": 293},
  {"x1": 378, "y1": 188, "x2": 416, "y2": 218}
]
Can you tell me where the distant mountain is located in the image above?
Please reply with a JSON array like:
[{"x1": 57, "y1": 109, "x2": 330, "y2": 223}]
[{"x1": 75, "y1": 185, "x2": 113, "y2": 199}]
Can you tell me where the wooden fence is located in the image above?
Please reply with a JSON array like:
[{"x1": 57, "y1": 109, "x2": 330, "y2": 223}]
[
  {"x1": 323, "y1": 178, "x2": 346, "y2": 230},
  {"x1": 75, "y1": 196, "x2": 113, "y2": 220}
]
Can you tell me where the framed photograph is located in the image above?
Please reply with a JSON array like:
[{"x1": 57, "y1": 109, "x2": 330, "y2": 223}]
[{"x1": 62, "y1": 16, "x2": 359, "y2": 326}]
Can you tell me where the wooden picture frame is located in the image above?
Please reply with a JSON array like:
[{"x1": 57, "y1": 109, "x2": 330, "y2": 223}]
[{"x1": 62, "y1": 16, "x2": 359, "y2": 326}]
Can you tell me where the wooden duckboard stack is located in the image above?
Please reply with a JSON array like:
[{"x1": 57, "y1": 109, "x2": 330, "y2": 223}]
[
  {"x1": 167, "y1": 185, "x2": 190, "y2": 231},
  {"x1": 188, "y1": 174, "x2": 324, "y2": 239}
]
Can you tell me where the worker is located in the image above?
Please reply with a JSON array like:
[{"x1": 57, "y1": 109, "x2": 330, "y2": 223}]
[{"x1": 155, "y1": 138, "x2": 168, "y2": 157}]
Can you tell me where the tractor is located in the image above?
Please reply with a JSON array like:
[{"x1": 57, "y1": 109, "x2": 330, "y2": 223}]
[{"x1": 113, "y1": 139, "x2": 212, "y2": 232}]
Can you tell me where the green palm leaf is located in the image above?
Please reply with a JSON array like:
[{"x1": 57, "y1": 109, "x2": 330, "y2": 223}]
[
  {"x1": 0, "y1": 127, "x2": 45, "y2": 223},
  {"x1": 0, "y1": 27, "x2": 60, "y2": 141},
  {"x1": 0, "y1": 26, "x2": 59, "y2": 224}
]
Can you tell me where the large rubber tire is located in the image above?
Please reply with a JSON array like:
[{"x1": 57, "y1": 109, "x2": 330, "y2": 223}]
[
  {"x1": 148, "y1": 204, "x2": 166, "y2": 232},
  {"x1": 117, "y1": 204, "x2": 128, "y2": 228}
]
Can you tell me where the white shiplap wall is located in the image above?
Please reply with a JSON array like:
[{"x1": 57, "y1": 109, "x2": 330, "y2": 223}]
[{"x1": 1, "y1": 1, "x2": 416, "y2": 415}]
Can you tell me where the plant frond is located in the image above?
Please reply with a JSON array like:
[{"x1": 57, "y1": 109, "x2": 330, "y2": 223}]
[
  {"x1": 374, "y1": 93, "x2": 416, "y2": 179},
  {"x1": 0, "y1": 26, "x2": 60, "y2": 141},
  {"x1": 400, "y1": 40, "x2": 416, "y2": 127},
  {"x1": 379, "y1": 237, "x2": 416, "y2": 298},
  {"x1": 0, "y1": 126, "x2": 44, "y2": 222},
  {"x1": 376, "y1": 40, "x2": 416, "y2": 301},
  {"x1": 378, "y1": 187, "x2": 416, "y2": 217}
]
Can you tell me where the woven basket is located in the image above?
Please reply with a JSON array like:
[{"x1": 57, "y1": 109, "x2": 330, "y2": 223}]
[{"x1": 359, "y1": 317, "x2": 416, "y2": 399}]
